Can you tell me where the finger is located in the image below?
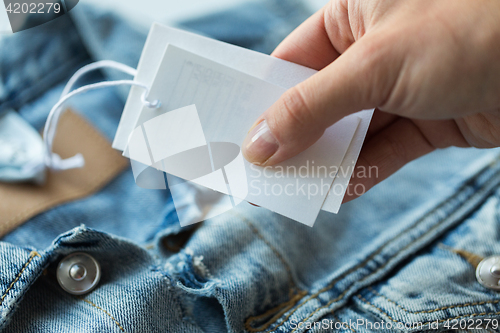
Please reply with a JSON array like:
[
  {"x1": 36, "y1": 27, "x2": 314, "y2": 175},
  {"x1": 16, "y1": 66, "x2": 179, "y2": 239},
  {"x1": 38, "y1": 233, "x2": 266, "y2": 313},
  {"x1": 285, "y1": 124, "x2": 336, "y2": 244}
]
[
  {"x1": 412, "y1": 119, "x2": 470, "y2": 148},
  {"x1": 242, "y1": 34, "x2": 403, "y2": 166},
  {"x1": 342, "y1": 117, "x2": 435, "y2": 203},
  {"x1": 366, "y1": 109, "x2": 398, "y2": 139},
  {"x1": 271, "y1": 5, "x2": 340, "y2": 70}
]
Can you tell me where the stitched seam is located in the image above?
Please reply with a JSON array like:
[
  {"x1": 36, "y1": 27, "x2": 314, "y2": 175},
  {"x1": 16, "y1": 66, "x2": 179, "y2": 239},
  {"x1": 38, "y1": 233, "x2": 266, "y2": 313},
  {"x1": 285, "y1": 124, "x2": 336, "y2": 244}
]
[
  {"x1": 81, "y1": 298, "x2": 126, "y2": 332},
  {"x1": 282, "y1": 166, "x2": 500, "y2": 333},
  {"x1": 245, "y1": 291, "x2": 308, "y2": 332},
  {"x1": 331, "y1": 314, "x2": 356, "y2": 333},
  {"x1": 285, "y1": 212, "x2": 461, "y2": 333},
  {"x1": 262, "y1": 179, "x2": 480, "y2": 331},
  {"x1": 235, "y1": 213, "x2": 296, "y2": 290},
  {"x1": 241, "y1": 159, "x2": 500, "y2": 332},
  {"x1": 360, "y1": 295, "x2": 398, "y2": 323},
  {"x1": 246, "y1": 290, "x2": 308, "y2": 322},
  {"x1": 233, "y1": 212, "x2": 308, "y2": 332},
  {"x1": 0, "y1": 251, "x2": 40, "y2": 306},
  {"x1": 289, "y1": 288, "x2": 351, "y2": 333},
  {"x1": 367, "y1": 287, "x2": 500, "y2": 314},
  {"x1": 39, "y1": 276, "x2": 128, "y2": 333},
  {"x1": 357, "y1": 294, "x2": 500, "y2": 328}
]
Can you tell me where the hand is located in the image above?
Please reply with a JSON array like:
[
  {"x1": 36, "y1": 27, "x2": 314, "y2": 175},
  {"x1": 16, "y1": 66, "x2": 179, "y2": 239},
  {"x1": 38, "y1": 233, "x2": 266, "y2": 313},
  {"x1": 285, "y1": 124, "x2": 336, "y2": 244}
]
[{"x1": 241, "y1": 0, "x2": 500, "y2": 202}]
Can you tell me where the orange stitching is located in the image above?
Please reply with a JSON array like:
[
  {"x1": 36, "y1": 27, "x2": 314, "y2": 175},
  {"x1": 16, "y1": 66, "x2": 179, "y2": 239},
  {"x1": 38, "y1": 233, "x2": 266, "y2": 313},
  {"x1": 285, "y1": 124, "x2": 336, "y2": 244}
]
[
  {"x1": 234, "y1": 213, "x2": 309, "y2": 332},
  {"x1": 235, "y1": 213, "x2": 296, "y2": 291},
  {"x1": 332, "y1": 314, "x2": 356, "y2": 333},
  {"x1": 245, "y1": 290, "x2": 308, "y2": 332},
  {"x1": 289, "y1": 289, "x2": 352, "y2": 333},
  {"x1": 0, "y1": 251, "x2": 40, "y2": 306},
  {"x1": 267, "y1": 192, "x2": 471, "y2": 331},
  {"x1": 356, "y1": 294, "x2": 500, "y2": 328},
  {"x1": 358, "y1": 294, "x2": 403, "y2": 323},
  {"x1": 283, "y1": 168, "x2": 500, "y2": 333},
  {"x1": 288, "y1": 212, "x2": 491, "y2": 333},
  {"x1": 239, "y1": 161, "x2": 500, "y2": 332},
  {"x1": 81, "y1": 298, "x2": 126, "y2": 332},
  {"x1": 246, "y1": 291, "x2": 308, "y2": 322},
  {"x1": 367, "y1": 287, "x2": 500, "y2": 314},
  {"x1": 285, "y1": 213, "x2": 456, "y2": 333}
]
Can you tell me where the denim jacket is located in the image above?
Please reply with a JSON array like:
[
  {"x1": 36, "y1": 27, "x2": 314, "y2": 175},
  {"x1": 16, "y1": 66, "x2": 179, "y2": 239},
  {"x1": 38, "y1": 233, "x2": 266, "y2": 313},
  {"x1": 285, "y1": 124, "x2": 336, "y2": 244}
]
[{"x1": 1, "y1": 2, "x2": 500, "y2": 332}]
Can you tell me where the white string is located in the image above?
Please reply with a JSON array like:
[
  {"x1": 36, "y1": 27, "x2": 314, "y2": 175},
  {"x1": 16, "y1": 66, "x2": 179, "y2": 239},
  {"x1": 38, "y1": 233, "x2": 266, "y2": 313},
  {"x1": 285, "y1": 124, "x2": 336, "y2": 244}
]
[
  {"x1": 61, "y1": 60, "x2": 138, "y2": 98},
  {"x1": 42, "y1": 60, "x2": 161, "y2": 172}
]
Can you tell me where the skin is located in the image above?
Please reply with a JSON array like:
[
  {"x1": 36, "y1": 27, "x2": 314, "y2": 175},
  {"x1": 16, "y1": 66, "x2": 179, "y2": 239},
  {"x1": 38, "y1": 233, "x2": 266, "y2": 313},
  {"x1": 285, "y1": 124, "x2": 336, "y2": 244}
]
[{"x1": 242, "y1": 0, "x2": 500, "y2": 202}]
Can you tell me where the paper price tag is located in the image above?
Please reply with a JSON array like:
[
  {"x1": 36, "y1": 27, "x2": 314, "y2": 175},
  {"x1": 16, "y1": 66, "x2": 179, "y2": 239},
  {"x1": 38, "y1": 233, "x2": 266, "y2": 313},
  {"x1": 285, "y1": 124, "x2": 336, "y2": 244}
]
[{"x1": 114, "y1": 24, "x2": 373, "y2": 226}]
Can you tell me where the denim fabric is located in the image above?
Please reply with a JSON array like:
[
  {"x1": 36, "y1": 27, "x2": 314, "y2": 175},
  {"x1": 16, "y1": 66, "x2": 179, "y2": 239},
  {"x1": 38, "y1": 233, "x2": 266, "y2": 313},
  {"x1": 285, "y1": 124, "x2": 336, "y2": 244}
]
[{"x1": 1, "y1": 2, "x2": 500, "y2": 333}]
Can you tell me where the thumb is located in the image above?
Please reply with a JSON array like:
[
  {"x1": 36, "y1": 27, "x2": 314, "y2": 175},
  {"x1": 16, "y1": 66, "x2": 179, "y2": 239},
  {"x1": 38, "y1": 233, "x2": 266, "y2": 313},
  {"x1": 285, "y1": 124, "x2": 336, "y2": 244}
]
[{"x1": 242, "y1": 36, "x2": 400, "y2": 166}]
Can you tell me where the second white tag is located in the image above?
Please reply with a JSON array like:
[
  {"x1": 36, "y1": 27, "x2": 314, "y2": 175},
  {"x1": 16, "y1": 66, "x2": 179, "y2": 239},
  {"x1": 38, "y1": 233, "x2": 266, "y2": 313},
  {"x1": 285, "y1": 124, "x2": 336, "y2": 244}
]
[{"x1": 125, "y1": 44, "x2": 359, "y2": 226}]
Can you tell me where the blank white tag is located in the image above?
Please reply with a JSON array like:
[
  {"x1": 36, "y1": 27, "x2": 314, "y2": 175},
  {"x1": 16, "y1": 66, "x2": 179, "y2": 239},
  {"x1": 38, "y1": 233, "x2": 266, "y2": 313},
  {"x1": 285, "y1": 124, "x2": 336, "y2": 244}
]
[
  {"x1": 114, "y1": 24, "x2": 373, "y2": 221},
  {"x1": 125, "y1": 45, "x2": 359, "y2": 226}
]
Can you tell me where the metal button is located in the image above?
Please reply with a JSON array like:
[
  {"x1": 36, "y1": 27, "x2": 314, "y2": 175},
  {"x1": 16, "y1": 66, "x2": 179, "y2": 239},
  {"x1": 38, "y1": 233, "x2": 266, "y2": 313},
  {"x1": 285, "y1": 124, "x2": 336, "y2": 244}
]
[
  {"x1": 69, "y1": 263, "x2": 87, "y2": 281},
  {"x1": 476, "y1": 256, "x2": 500, "y2": 291},
  {"x1": 57, "y1": 252, "x2": 101, "y2": 295}
]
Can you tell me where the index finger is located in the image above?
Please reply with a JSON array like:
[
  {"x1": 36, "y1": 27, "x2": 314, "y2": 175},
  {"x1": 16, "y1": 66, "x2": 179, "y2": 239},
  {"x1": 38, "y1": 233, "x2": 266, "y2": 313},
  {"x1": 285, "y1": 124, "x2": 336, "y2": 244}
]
[{"x1": 271, "y1": 5, "x2": 340, "y2": 70}]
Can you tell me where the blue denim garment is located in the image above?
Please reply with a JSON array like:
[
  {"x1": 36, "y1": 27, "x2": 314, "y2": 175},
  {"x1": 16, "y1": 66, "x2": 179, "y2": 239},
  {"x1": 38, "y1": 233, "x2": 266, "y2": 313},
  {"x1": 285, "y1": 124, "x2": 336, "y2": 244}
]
[{"x1": 1, "y1": 2, "x2": 500, "y2": 333}]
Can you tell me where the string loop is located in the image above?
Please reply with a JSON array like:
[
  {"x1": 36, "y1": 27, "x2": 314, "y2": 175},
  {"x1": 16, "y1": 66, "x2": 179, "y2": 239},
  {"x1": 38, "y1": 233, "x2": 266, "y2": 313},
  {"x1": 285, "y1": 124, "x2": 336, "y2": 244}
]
[{"x1": 42, "y1": 60, "x2": 160, "y2": 171}]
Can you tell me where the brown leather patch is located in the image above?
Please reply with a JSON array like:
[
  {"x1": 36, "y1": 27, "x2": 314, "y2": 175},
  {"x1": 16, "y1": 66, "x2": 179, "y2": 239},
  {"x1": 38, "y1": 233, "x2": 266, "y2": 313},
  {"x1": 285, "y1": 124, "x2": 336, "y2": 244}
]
[{"x1": 0, "y1": 110, "x2": 128, "y2": 237}]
